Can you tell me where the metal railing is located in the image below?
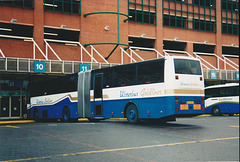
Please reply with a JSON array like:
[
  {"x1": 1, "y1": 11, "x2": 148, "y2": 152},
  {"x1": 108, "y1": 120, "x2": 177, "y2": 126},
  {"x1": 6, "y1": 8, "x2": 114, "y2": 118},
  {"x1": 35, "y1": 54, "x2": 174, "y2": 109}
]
[
  {"x1": 193, "y1": 52, "x2": 218, "y2": 70},
  {"x1": 0, "y1": 56, "x2": 238, "y2": 80},
  {"x1": 0, "y1": 49, "x2": 5, "y2": 57},
  {"x1": 0, "y1": 35, "x2": 48, "y2": 60},
  {"x1": 163, "y1": 50, "x2": 218, "y2": 70},
  {"x1": 0, "y1": 35, "x2": 119, "y2": 73},
  {"x1": 120, "y1": 47, "x2": 137, "y2": 64},
  {"x1": 203, "y1": 69, "x2": 239, "y2": 80},
  {"x1": 193, "y1": 52, "x2": 239, "y2": 71},
  {"x1": 90, "y1": 45, "x2": 109, "y2": 64},
  {"x1": 120, "y1": 46, "x2": 165, "y2": 64},
  {"x1": 0, "y1": 34, "x2": 238, "y2": 80},
  {"x1": 0, "y1": 57, "x2": 117, "y2": 74},
  {"x1": 163, "y1": 49, "x2": 191, "y2": 57},
  {"x1": 130, "y1": 46, "x2": 165, "y2": 58},
  {"x1": 222, "y1": 54, "x2": 239, "y2": 70},
  {"x1": 44, "y1": 39, "x2": 112, "y2": 69}
]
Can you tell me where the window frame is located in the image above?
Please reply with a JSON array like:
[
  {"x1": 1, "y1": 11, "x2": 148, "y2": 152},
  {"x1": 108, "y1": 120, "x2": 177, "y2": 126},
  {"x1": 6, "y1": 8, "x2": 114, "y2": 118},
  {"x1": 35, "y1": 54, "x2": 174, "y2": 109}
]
[
  {"x1": 174, "y1": 59, "x2": 202, "y2": 75},
  {"x1": 44, "y1": 0, "x2": 81, "y2": 15},
  {"x1": 128, "y1": 0, "x2": 156, "y2": 25},
  {"x1": 163, "y1": 0, "x2": 216, "y2": 32},
  {"x1": 221, "y1": 0, "x2": 239, "y2": 35},
  {"x1": 205, "y1": 86, "x2": 239, "y2": 99},
  {"x1": 97, "y1": 59, "x2": 165, "y2": 89},
  {"x1": 0, "y1": 0, "x2": 34, "y2": 9}
]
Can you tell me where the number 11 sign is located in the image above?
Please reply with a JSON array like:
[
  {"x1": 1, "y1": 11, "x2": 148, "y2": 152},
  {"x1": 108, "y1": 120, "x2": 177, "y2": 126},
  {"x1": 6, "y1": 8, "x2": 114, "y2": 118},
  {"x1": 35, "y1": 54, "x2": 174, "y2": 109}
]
[{"x1": 80, "y1": 63, "x2": 89, "y2": 72}]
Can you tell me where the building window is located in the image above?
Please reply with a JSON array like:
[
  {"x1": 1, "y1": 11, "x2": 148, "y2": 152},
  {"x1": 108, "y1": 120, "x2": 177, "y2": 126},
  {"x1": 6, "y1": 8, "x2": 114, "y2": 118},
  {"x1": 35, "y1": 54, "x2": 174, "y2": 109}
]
[
  {"x1": 222, "y1": 23, "x2": 238, "y2": 35},
  {"x1": 0, "y1": 22, "x2": 33, "y2": 39},
  {"x1": 193, "y1": 0, "x2": 216, "y2": 8},
  {"x1": 44, "y1": 27, "x2": 80, "y2": 42},
  {"x1": 163, "y1": 0, "x2": 216, "y2": 32},
  {"x1": 44, "y1": 0, "x2": 81, "y2": 15},
  {"x1": 128, "y1": 36, "x2": 155, "y2": 48},
  {"x1": 128, "y1": 0, "x2": 156, "y2": 25},
  {"x1": 222, "y1": 0, "x2": 239, "y2": 11},
  {"x1": 169, "y1": 0, "x2": 188, "y2": 2},
  {"x1": 0, "y1": 0, "x2": 34, "y2": 8},
  {"x1": 221, "y1": 0, "x2": 239, "y2": 35},
  {"x1": 163, "y1": 40, "x2": 186, "y2": 51},
  {"x1": 222, "y1": 46, "x2": 239, "y2": 56},
  {"x1": 164, "y1": 15, "x2": 187, "y2": 28},
  {"x1": 193, "y1": 19, "x2": 215, "y2": 32},
  {"x1": 193, "y1": 43, "x2": 215, "y2": 53}
]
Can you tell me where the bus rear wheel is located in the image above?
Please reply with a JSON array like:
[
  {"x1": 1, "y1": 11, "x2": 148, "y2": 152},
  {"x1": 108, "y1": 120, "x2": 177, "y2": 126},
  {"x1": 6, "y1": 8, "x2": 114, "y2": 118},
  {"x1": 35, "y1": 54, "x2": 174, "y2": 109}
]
[
  {"x1": 212, "y1": 106, "x2": 221, "y2": 116},
  {"x1": 62, "y1": 107, "x2": 70, "y2": 122},
  {"x1": 126, "y1": 104, "x2": 139, "y2": 124}
]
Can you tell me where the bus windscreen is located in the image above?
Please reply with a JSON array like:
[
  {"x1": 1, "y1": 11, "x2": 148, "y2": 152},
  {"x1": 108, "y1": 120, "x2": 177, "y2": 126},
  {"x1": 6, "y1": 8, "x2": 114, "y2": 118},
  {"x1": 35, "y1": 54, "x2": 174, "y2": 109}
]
[{"x1": 174, "y1": 59, "x2": 202, "y2": 75}]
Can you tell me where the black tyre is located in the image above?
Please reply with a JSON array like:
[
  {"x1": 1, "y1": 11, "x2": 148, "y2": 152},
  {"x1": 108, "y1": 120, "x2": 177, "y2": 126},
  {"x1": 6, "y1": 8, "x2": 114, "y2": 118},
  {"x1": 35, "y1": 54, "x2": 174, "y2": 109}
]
[
  {"x1": 33, "y1": 109, "x2": 39, "y2": 122},
  {"x1": 126, "y1": 104, "x2": 139, "y2": 124},
  {"x1": 62, "y1": 107, "x2": 70, "y2": 122},
  {"x1": 212, "y1": 106, "x2": 221, "y2": 116}
]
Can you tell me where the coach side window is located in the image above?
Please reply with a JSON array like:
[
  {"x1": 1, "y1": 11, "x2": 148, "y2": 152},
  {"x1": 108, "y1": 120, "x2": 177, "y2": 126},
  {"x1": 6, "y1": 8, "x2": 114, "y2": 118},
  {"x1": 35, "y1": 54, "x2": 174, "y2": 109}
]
[
  {"x1": 113, "y1": 65, "x2": 137, "y2": 87},
  {"x1": 220, "y1": 86, "x2": 239, "y2": 97},
  {"x1": 103, "y1": 69, "x2": 113, "y2": 88},
  {"x1": 205, "y1": 88, "x2": 219, "y2": 99},
  {"x1": 138, "y1": 60, "x2": 164, "y2": 84}
]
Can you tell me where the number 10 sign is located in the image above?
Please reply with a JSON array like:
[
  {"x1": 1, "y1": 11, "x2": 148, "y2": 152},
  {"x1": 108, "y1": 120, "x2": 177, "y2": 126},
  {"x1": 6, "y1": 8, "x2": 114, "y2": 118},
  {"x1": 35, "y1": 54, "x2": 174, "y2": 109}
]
[{"x1": 34, "y1": 61, "x2": 45, "y2": 73}]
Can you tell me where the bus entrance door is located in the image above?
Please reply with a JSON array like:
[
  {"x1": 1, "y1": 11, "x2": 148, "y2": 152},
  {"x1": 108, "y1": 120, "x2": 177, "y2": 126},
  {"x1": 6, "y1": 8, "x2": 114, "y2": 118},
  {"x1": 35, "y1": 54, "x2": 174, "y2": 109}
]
[{"x1": 93, "y1": 74, "x2": 103, "y2": 118}]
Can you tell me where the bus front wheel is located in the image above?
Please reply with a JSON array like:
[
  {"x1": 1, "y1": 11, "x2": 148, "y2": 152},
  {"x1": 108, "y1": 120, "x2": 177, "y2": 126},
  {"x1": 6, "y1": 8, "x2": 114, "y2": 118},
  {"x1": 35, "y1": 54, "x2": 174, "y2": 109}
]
[
  {"x1": 126, "y1": 104, "x2": 139, "y2": 124},
  {"x1": 62, "y1": 107, "x2": 70, "y2": 122},
  {"x1": 212, "y1": 106, "x2": 221, "y2": 116}
]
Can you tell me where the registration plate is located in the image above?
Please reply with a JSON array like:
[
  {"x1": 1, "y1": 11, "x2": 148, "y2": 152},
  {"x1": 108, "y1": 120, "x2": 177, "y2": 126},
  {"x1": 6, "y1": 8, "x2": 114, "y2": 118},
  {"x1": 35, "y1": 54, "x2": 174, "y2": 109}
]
[
  {"x1": 193, "y1": 104, "x2": 201, "y2": 110},
  {"x1": 180, "y1": 104, "x2": 189, "y2": 110},
  {"x1": 187, "y1": 101, "x2": 194, "y2": 104}
]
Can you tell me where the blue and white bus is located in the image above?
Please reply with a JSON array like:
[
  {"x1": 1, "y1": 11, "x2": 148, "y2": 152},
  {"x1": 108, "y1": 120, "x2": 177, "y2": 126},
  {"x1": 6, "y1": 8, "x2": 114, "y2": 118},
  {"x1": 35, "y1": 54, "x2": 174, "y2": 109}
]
[
  {"x1": 28, "y1": 56, "x2": 205, "y2": 123},
  {"x1": 205, "y1": 83, "x2": 239, "y2": 116}
]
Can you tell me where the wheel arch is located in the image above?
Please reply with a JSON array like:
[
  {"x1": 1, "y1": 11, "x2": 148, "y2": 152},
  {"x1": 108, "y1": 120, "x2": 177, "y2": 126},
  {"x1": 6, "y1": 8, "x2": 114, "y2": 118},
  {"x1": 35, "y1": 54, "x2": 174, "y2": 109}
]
[
  {"x1": 62, "y1": 105, "x2": 71, "y2": 121},
  {"x1": 124, "y1": 102, "x2": 138, "y2": 118},
  {"x1": 211, "y1": 105, "x2": 222, "y2": 116},
  {"x1": 63, "y1": 105, "x2": 70, "y2": 111}
]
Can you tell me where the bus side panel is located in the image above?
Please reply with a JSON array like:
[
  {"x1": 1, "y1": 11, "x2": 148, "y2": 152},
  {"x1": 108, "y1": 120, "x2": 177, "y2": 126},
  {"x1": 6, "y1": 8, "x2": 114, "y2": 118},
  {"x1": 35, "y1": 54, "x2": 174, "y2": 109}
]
[
  {"x1": 29, "y1": 91, "x2": 78, "y2": 120},
  {"x1": 138, "y1": 96, "x2": 174, "y2": 119},
  {"x1": 90, "y1": 97, "x2": 175, "y2": 119},
  {"x1": 90, "y1": 96, "x2": 204, "y2": 119},
  {"x1": 205, "y1": 102, "x2": 239, "y2": 114},
  {"x1": 30, "y1": 100, "x2": 78, "y2": 119},
  {"x1": 90, "y1": 99, "x2": 127, "y2": 119},
  {"x1": 67, "y1": 102, "x2": 79, "y2": 119},
  {"x1": 103, "y1": 99, "x2": 130, "y2": 118}
]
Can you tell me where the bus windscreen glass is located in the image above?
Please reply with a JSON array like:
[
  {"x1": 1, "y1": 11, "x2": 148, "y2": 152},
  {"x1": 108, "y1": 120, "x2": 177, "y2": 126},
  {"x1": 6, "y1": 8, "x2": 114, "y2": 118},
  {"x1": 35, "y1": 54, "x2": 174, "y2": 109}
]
[{"x1": 174, "y1": 59, "x2": 202, "y2": 75}]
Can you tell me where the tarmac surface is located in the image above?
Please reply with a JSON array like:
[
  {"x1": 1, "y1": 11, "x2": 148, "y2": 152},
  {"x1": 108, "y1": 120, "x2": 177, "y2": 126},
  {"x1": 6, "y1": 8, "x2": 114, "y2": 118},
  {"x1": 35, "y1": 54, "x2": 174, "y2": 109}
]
[{"x1": 0, "y1": 115, "x2": 239, "y2": 161}]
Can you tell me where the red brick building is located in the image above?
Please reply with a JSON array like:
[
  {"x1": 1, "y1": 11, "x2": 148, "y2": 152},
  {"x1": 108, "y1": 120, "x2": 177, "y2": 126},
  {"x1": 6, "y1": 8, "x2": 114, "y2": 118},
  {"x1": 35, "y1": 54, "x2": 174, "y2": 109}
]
[{"x1": 0, "y1": 0, "x2": 239, "y2": 119}]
